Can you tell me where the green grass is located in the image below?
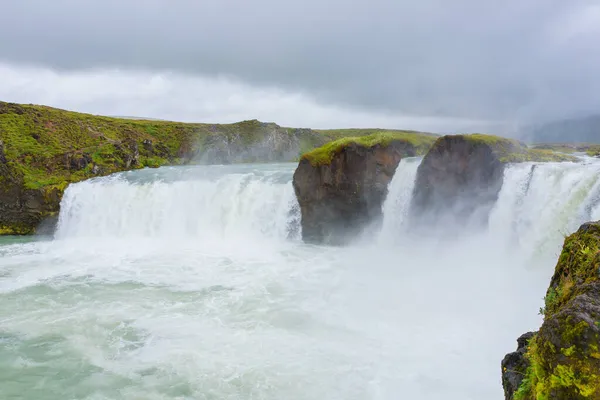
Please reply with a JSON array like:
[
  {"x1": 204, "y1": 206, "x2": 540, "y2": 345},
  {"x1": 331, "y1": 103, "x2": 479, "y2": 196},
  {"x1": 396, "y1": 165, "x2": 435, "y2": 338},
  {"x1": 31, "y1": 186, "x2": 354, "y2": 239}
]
[{"x1": 300, "y1": 131, "x2": 437, "y2": 166}]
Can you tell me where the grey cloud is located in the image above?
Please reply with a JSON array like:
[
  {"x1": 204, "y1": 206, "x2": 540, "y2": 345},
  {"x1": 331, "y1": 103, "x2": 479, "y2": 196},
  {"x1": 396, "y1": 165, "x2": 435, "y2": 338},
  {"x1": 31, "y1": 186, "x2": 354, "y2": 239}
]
[{"x1": 1, "y1": 0, "x2": 599, "y2": 123}]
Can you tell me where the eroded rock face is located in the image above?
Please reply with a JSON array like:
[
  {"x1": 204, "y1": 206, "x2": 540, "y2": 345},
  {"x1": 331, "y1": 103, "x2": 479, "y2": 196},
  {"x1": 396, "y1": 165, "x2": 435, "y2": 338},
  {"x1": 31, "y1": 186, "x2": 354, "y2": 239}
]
[
  {"x1": 198, "y1": 121, "x2": 325, "y2": 164},
  {"x1": 0, "y1": 137, "x2": 165, "y2": 235},
  {"x1": 0, "y1": 164, "x2": 57, "y2": 234},
  {"x1": 410, "y1": 135, "x2": 513, "y2": 231},
  {"x1": 293, "y1": 141, "x2": 415, "y2": 245},
  {"x1": 502, "y1": 221, "x2": 600, "y2": 400}
]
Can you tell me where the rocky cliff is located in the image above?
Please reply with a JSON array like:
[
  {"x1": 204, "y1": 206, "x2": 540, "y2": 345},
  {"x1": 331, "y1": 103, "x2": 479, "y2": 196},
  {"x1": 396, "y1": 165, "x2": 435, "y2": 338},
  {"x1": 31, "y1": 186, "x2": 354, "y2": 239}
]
[
  {"x1": 410, "y1": 134, "x2": 576, "y2": 231},
  {"x1": 293, "y1": 132, "x2": 436, "y2": 245},
  {"x1": 0, "y1": 101, "x2": 337, "y2": 235},
  {"x1": 502, "y1": 221, "x2": 600, "y2": 400}
]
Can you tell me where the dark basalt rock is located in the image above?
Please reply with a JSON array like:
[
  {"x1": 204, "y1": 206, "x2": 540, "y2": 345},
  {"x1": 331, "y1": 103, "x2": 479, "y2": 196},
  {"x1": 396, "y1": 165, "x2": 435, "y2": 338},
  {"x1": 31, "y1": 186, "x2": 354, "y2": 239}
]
[
  {"x1": 293, "y1": 141, "x2": 415, "y2": 245},
  {"x1": 410, "y1": 134, "x2": 575, "y2": 234},
  {"x1": 502, "y1": 332, "x2": 535, "y2": 400},
  {"x1": 410, "y1": 135, "x2": 515, "y2": 232}
]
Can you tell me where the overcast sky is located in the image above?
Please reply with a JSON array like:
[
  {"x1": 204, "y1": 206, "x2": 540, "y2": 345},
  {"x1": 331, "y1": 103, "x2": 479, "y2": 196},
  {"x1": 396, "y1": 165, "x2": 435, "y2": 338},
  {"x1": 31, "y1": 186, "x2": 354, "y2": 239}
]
[{"x1": 1, "y1": 0, "x2": 599, "y2": 132}]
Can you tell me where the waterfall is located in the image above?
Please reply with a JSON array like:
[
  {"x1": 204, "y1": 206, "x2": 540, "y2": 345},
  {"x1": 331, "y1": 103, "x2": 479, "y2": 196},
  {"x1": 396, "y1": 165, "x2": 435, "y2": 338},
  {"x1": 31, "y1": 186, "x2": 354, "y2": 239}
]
[{"x1": 55, "y1": 164, "x2": 301, "y2": 241}]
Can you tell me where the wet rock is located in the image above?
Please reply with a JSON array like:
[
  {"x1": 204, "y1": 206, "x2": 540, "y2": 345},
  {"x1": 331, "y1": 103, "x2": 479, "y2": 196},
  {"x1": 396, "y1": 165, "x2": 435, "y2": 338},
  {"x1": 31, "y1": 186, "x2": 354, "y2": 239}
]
[
  {"x1": 501, "y1": 332, "x2": 535, "y2": 400},
  {"x1": 410, "y1": 134, "x2": 518, "y2": 231}
]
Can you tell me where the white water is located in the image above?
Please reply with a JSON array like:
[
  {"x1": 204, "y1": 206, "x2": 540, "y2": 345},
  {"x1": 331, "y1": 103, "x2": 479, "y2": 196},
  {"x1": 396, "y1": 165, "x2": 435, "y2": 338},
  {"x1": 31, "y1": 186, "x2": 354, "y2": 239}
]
[{"x1": 2, "y1": 158, "x2": 600, "y2": 399}]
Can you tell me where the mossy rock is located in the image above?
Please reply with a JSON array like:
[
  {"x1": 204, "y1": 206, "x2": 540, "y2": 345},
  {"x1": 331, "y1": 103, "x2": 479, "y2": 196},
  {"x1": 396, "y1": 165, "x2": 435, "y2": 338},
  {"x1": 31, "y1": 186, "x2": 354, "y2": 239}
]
[
  {"x1": 507, "y1": 221, "x2": 600, "y2": 400},
  {"x1": 293, "y1": 135, "x2": 430, "y2": 245},
  {"x1": 300, "y1": 131, "x2": 437, "y2": 167}
]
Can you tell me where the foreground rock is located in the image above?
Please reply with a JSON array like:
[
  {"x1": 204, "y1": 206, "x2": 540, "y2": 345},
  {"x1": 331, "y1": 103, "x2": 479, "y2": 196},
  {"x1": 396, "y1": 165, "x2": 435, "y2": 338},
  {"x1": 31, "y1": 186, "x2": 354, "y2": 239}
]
[
  {"x1": 410, "y1": 134, "x2": 576, "y2": 231},
  {"x1": 293, "y1": 132, "x2": 436, "y2": 245},
  {"x1": 501, "y1": 332, "x2": 536, "y2": 400},
  {"x1": 502, "y1": 221, "x2": 600, "y2": 399},
  {"x1": 0, "y1": 101, "x2": 336, "y2": 235}
]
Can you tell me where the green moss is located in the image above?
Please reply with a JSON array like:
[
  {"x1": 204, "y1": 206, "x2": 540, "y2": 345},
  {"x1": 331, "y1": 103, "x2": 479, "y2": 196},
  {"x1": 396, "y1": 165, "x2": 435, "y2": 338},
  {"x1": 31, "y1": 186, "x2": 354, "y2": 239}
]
[
  {"x1": 139, "y1": 156, "x2": 167, "y2": 168},
  {"x1": 516, "y1": 335, "x2": 600, "y2": 399},
  {"x1": 300, "y1": 131, "x2": 437, "y2": 166},
  {"x1": 0, "y1": 225, "x2": 34, "y2": 235}
]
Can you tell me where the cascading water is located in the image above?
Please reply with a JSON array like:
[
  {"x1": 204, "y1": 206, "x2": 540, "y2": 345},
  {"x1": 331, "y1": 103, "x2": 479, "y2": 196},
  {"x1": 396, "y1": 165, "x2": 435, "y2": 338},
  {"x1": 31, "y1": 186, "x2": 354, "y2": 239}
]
[
  {"x1": 2, "y1": 158, "x2": 600, "y2": 400},
  {"x1": 55, "y1": 164, "x2": 301, "y2": 241},
  {"x1": 488, "y1": 160, "x2": 600, "y2": 263}
]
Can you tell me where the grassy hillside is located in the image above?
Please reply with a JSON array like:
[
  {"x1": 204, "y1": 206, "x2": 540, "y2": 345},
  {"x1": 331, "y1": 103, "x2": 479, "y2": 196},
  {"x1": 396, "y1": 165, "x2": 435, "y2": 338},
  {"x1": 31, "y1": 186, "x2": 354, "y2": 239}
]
[
  {"x1": 0, "y1": 102, "x2": 337, "y2": 190},
  {"x1": 0, "y1": 101, "x2": 338, "y2": 234}
]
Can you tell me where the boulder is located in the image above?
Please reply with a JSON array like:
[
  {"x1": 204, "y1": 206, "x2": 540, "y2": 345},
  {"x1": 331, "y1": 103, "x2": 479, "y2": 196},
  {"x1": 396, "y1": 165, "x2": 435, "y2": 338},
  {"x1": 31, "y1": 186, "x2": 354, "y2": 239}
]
[
  {"x1": 293, "y1": 132, "x2": 435, "y2": 245},
  {"x1": 502, "y1": 221, "x2": 600, "y2": 399}
]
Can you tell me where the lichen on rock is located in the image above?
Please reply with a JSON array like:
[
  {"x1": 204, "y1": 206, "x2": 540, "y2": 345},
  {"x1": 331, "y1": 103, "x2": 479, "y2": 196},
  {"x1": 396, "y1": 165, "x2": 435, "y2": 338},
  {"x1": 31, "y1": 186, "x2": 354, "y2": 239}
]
[{"x1": 503, "y1": 221, "x2": 600, "y2": 400}]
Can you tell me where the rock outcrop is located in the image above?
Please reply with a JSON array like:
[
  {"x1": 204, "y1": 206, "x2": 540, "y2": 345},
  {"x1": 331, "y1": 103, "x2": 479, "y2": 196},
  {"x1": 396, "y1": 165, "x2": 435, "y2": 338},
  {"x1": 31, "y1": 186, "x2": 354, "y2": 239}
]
[
  {"x1": 0, "y1": 101, "x2": 335, "y2": 235},
  {"x1": 502, "y1": 332, "x2": 536, "y2": 400},
  {"x1": 410, "y1": 134, "x2": 576, "y2": 232},
  {"x1": 293, "y1": 132, "x2": 436, "y2": 245},
  {"x1": 502, "y1": 221, "x2": 600, "y2": 400}
]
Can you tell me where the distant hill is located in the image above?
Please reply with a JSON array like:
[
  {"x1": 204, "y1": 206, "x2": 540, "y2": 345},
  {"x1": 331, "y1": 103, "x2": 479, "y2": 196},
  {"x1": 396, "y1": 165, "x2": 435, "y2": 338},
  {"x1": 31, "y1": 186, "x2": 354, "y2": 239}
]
[
  {"x1": 111, "y1": 115, "x2": 166, "y2": 121},
  {"x1": 529, "y1": 115, "x2": 600, "y2": 144}
]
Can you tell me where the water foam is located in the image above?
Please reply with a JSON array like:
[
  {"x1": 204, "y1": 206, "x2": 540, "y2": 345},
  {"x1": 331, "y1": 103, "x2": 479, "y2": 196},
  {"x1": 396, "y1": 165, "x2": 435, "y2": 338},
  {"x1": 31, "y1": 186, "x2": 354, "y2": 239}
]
[{"x1": 2, "y1": 158, "x2": 600, "y2": 400}]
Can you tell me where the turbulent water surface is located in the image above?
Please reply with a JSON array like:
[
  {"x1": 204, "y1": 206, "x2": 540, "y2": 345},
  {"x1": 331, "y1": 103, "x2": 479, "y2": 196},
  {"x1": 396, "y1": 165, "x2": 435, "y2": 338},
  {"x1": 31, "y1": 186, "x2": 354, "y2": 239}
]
[{"x1": 2, "y1": 159, "x2": 600, "y2": 399}]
